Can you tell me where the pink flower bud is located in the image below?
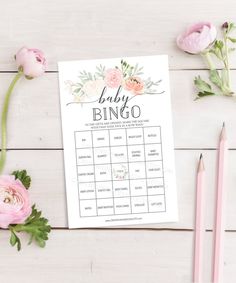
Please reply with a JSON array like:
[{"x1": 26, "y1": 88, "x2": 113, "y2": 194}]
[
  {"x1": 176, "y1": 22, "x2": 217, "y2": 54},
  {"x1": 15, "y1": 47, "x2": 47, "y2": 78},
  {"x1": 222, "y1": 22, "x2": 229, "y2": 29}
]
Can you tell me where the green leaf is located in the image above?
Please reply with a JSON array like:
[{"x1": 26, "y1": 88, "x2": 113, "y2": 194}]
[
  {"x1": 9, "y1": 205, "x2": 51, "y2": 251},
  {"x1": 197, "y1": 91, "x2": 215, "y2": 98},
  {"x1": 25, "y1": 75, "x2": 34, "y2": 80},
  {"x1": 215, "y1": 40, "x2": 224, "y2": 49},
  {"x1": 209, "y1": 70, "x2": 223, "y2": 89},
  {"x1": 12, "y1": 170, "x2": 31, "y2": 189},
  {"x1": 10, "y1": 231, "x2": 17, "y2": 246},
  {"x1": 9, "y1": 230, "x2": 21, "y2": 251},
  {"x1": 194, "y1": 76, "x2": 216, "y2": 99},
  {"x1": 227, "y1": 37, "x2": 236, "y2": 43},
  {"x1": 227, "y1": 22, "x2": 236, "y2": 34},
  {"x1": 209, "y1": 49, "x2": 222, "y2": 60},
  {"x1": 194, "y1": 76, "x2": 213, "y2": 93},
  {"x1": 209, "y1": 40, "x2": 225, "y2": 60}
]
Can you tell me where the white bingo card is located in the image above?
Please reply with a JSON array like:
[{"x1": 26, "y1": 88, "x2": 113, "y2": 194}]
[{"x1": 58, "y1": 55, "x2": 178, "y2": 228}]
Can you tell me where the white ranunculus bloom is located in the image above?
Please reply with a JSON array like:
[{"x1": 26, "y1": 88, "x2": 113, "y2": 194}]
[{"x1": 82, "y1": 79, "x2": 105, "y2": 99}]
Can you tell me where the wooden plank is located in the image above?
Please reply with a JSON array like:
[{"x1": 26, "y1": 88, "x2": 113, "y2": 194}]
[
  {"x1": 0, "y1": 0, "x2": 235, "y2": 71},
  {"x1": 0, "y1": 73, "x2": 62, "y2": 149},
  {"x1": 1, "y1": 1, "x2": 236, "y2": 281},
  {"x1": 170, "y1": 70, "x2": 236, "y2": 149},
  {"x1": 0, "y1": 230, "x2": 235, "y2": 283},
  {"x1": 4, "y1": 149, "x2": 236, "y2": 230},
  {"x1": 0, "y1": 72, "x2": 236, "y2": 149}
]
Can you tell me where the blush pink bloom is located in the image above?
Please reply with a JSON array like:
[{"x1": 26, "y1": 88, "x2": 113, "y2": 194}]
[
  {"x1": 0, "y1": 175, "x2": 32, "y2": 228},
  {"x1": 15, "y1": 47, "x2": 47, "y2": 78},
  {"x1": 176, "y1": 22, "x2": 217, "y2": 54},
  {"x1": 104, "y1": 68, "x2": 123, "y2": 88},
  {"x1": 124, "y1": 77, "x2": 144, "y2": 94}
]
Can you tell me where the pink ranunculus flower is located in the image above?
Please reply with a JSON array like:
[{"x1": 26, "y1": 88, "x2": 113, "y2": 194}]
[
  {"x1": 0, "y1": 175, "x2": 32, "y2": 229},
  {"x1": 15, "y1": 47, "x2": 47, "y2": 78},
  {"x1": 104, "y1": 68, "x2": 123, "y2": 88},
  {"x1": 124, "y1": 76, "x2": 144, "y2": 94},
  {"x1": 176, "y1": 22, "x2": 217, "y2": 54}
]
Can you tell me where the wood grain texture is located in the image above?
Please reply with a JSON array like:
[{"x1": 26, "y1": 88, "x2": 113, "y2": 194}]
[
  {"x1": 0, "y1": 0, "x2": 236, "y2": 282},
  {"x1": 0, "y1": 230, "x2": 194, "y2": 283},
  {"x1": 0, "y1": 230, "x2": 236, "y2": 283},
  {"x1": 0, "y1": 0, "x2": 235, "y2": 71}
]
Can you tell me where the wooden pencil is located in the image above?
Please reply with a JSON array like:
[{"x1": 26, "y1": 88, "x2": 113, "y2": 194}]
[
  {"x1": 212, "y1": 123, "x2": 227, "y2": 283},
  {"x1": 193, "y1": 153, "x2": 205, "y2": 283}
]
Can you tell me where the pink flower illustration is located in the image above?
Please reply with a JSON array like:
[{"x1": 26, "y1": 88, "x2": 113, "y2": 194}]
[
  {"x1": 124, "y1": 77, "x2": 144, "y2": 94},
  {"x1": 0, "y1": 175, "x2": 32, "y2": 228},
  {"x1": 104, "y1": 68, "x2": 123, "y2": 88}
]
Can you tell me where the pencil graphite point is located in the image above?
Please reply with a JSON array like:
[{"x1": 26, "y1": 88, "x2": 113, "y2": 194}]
[
  {"x1": 198, "y1": 154, "x2": 204, "y2": 171},
  {"x1": 220, "y1": 122, "x2": 227, "y2": 140}
]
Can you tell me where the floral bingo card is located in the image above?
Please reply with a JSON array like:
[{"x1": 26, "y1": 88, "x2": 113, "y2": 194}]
[{"x1": 58, "y1": 55, "x2": 178, "y2": 228}]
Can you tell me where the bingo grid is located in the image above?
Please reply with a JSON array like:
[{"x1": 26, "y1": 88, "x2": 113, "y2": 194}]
[{"x1": 74, "y1": 126, "x2": 166, "y2": 217}]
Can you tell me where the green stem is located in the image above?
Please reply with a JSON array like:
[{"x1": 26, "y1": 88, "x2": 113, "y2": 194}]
[
  {"x1": 223, "y1": 33, "x2": 231, "y2": 89},
  {"x1": 202, "y1": 51, "x2": 233, "y2": 96},
  {"x1": 0, "y1": 72, "x2": 22, "y2": 174},
  {"x1": 202, "y1": 52, "x2": 215, "y2": 70},
  {"x1": 9, "y1": 224, "x2": 28, "y2": 233}
]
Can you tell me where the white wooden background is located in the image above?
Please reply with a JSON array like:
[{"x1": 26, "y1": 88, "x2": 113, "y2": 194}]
[{"x1": 0, "y1": 0, "x2": 236, "y2": 282}]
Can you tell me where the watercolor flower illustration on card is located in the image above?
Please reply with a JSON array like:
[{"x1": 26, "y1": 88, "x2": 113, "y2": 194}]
[
  {"x1": 124, "y1": 76, "x2": 144, "y2": 95},
  {"x1": 112, "y1": 164, "x2": 129, "y2": 180},
  {"x1": 82, "y1": 79, "x2": 105, "y2": 98},
  {"x1": 104, "y1": 68, "x2": 123, "y2": 88},
  {"x1": 64, "y1": 59, "x2": 164, "y2": 104}
]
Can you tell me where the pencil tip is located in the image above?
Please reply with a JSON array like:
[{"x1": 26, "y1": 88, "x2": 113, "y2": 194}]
[
  {"x1": 220, "y1": 122, "x2": 227, "y2": 140},
  {"x1": 198, "y1": 154, "x2": 204, "y2": 171}
]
